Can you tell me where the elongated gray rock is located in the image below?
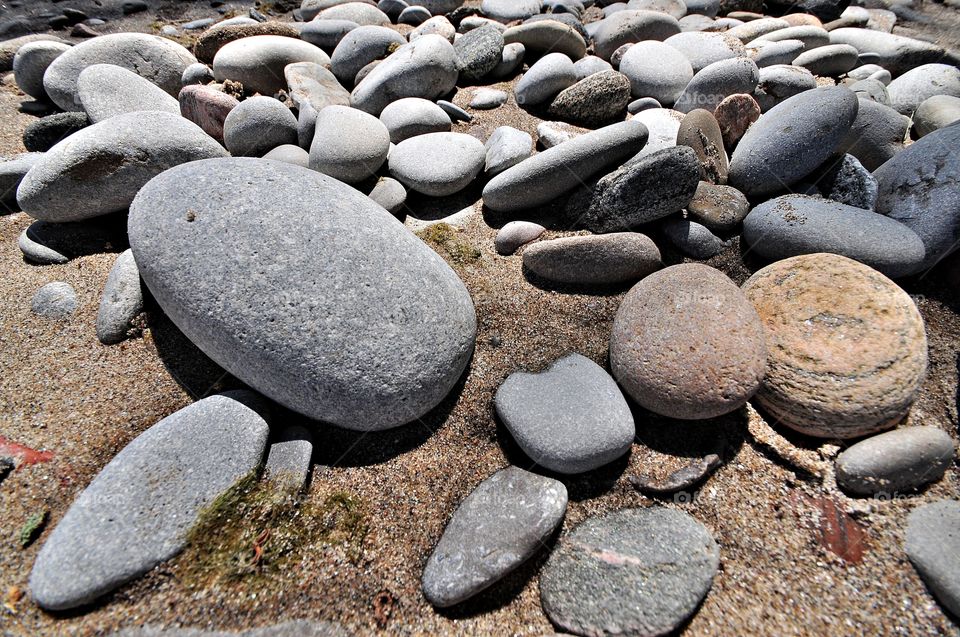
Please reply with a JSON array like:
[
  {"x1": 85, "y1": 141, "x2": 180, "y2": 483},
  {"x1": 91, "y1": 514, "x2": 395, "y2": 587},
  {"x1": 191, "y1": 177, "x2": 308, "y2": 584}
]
[
  {"x1": 330, "y1": 25, "x2": 406, "y2": 85},
  {"x1": 29, "y1": 391, "x2": 270, "y2": 611},
  {"x1": 515, "y1": 52, "x2": 577, "y2": 106},
  {"x1": 749, "y1": 39, "x2": 805, "y2": 68},
  {"x1": 593, "y1": 10, "x2": 681, "y2": 60},
  {"x1": 494, "y1": 353, "x2": 635, "y2": 473},
  {"x1": 837, "y1": 98, "x2": 908, "y2": 171},
  {"x1": 754, "y1": 64, "x2": 817, "y2": 112},
  {"x1": 77, "y1": 64, "x2": 180, "y2": 123},
  {"x1": 379, "y1": 97, "x2": 451, "y2": 144},
  {"x1": 96, "y1": 249, "x2": 144, "y2": 345},
  {"x1": 12, "y1": 40, "x2": 71, "y2": 100},
  {"x1": 494, "y1": 221, "x2": 544, "y2": 255},
  {"x1": 482, "y1": 120, "x2": 649, "y2": 212},
  {"x1": 913, "y1": 95, "x2": 960, "y2": 138},
  {"x1": 664, "y1": 31, "x2": 747, "y2": 74},
  {"x1": 674, "y1": 57, "x2": 759, "y2": 114},
  {"x1": 422, "y1": 466, "x2": 567, "y2": 607},
  {"x1": 743, "y1": 195, "x2": 925, "y2": 278},
  {"x1": 351, "y1": 35, "x2": 458, "y2": 116},
  {"x1": 905, "y1": 500, "x2": 960, "y2": 617},
  {"x1": 129, "y1": 158, "x2": 476, "y2": 431},
  {"x1": 1, "y1": 152, "x2": 42, "y2": 210},
  {"x1": 17, "y1": 111, "x2": 228, "y2": 223},
  {"x1": 728, "y1": 86, "x2": 858, "y2": 197},
  {"x1": 836, "y1": 427, "x2": 954, "y2": 496},
  {"x1": 828, "y1": 28, "x2": 948, "y2": 76},
  {"x1": 792, "y1": 43, "x2": 858, "y2": 76},
  {"x1": 213, "y1": 36, "x2": 330, "y2": 96},
  {"x1": 42, "y1": 33, "x2": 196, "y2": 112},
  {"x1": 502, "y1": 20, "x2": 587, "y2": 60},
  {"x1": 663, "y1": 217, "x2": 728, "y2": 259},
  {"x1": 482, "y1": 0, "x2": 541, "y2": 22},
  {"x1": 389, "y1": 132, "x2": 485, "y2": 197},
  {"x1": 300, "y1": 19, "x2": 359, "y2": 50},
  {"x1": 523, "y1": 233, "x2": 661, "y2": 285},
  {"x1": 18, "y1": 217, "x2": 127, "y2": 264}
]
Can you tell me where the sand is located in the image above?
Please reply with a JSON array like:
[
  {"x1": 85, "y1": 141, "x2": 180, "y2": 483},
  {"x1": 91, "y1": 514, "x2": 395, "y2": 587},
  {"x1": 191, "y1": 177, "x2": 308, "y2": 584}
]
[{"x1": 1, "y1": 2, "x2": 960, "y2": 636}]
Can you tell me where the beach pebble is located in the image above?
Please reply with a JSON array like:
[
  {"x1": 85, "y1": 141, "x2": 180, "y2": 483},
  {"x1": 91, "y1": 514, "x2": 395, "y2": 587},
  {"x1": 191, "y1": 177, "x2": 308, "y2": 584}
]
[
  {"x1": 836, "y1": 427, "x2": 954, "y2": 496},
  {"x1": 677, "y1": 109, "x2": 728, "y2": 184},
  {"x1": 828, "y1": 28, "x2": 947, "y2": 76},
  {"x1": 630, "y1": 0, "x2": 686, "y2": 19},
  {"x1": 495, "y1": 353, "x2": 635, "y2": 473},
  {"x1": 751, "y1": 25, "x2": 829, "y2": 49},
  {"x1": 330, "y1": 25, "x2": 406, "y2": 85},
  {"x1": 485, "y1": 126, "x2": 532, "y2": 176},
  {"x1": 753, "y1": 64, "x2": 817, "y2": 111},
  {"x1": 378, "y1": 0, "x2": 409, "y2": 20},
  {"x1": 284, "y1": 62, "x2": 352, "y2": 117},
  {"x1": 22, "y1": 112, "x2": 89, "y2": 153},
  {"x1": 628, "y1": 107, "x2": 684, "y2": 159},
  {"x1": 886, "y1": 63, "x2": 960, "y2": 116},
  {"x1": 494, "y1": 221, "x2": 544, "y2": 255},
  {"x1": 263, "y1": 144, "x2": 311, "y2": 167},
  {"x1": 742, "y1": 195, "x2": 924, "y2": 278},
  {"x1": 194, "y1": 22, "x2": 301, "y2": 64},
  {"x1": 117, "y1": 621, "x2": 350, "y2": 637},
  {"x1": 18, "y1": 217, "x2": 126, "y2": 265},
  {"x1": 470, "y1": 88, "x2": 507, "y2": 109},
  {"x1": 674, "y1": 57, "x2": 759, "y2": 114},
  {"x1": 837, "y1": 98, "x2": 908, "y2": 171},
  {"x1": 502, "y1": 20, "x2": 587, "y2": 60},
  {"x1": 77, "y1": 64, "x2": 180, "y2": 123},
  {"x1": 28, "y1": 392, "x2": 269, "y2": 611},
  {"x1": 515, "y1": 52, "x2": 577, "y2": 107},
  {"x1": 611, "y1": 263, "x2": 766, "y2": 419},
  {"x1": 741, "y1": 253, "x2": 927, "y2": 438},
  {"x1": 309, "y1": 104, "x2": 390, "y2": 183},
  {"x1": 366, "y1": 177, "x2": 407, "y2": 213},
  {"x1": 223, "y1": 96, "x2": 298, "y2": 158},
  {"x1": 662, "y1": 217, "x2": 728, "y2": 258},
  {"x1": 96, "y1": 249, "x2": 143, "y2": 345},
  {"x1": 31, "y1": 282, "x2": 78, "y2": 319},
  {"x1": 664, "y1": 31, "x2": 747, "y2": 74},
  {"x1": 379, "y1": 97, "x2": 451, "y2": 143},
  {"x1": 488, "y1": 42, "x2": 525, "y2": 80},
  {"x1": 618, "y1": 41, "x2": 693, "y2": 106},
  {"x1": 481, "y1": 0, "x2": 541, "y2": 22},
  {"x1": 483, "y1": 121, "x2": 649, "y2": 212},
  {"x1": 850, "y1": 77, "x2": 889, "y2": 105},
  {"x1": 628, "y1": 97, "x2": 662, "y2": 113},
  {"x1": 905, "y1": 500, "x2": 960, "y2": 617},
  {"x1": 42, "y1": 33, "x2": 196, "y2": 112},
  {"x1": 264, "y1": 425, "x2": 313, "y2": 493},
  {"x1": 319, "y1": 2, "x2": 391, "y2": 25},
  {"x1": 523, "y1": 233, "x2": 661, "y2": 285},
  {"x1": 422, "y1": 466, "x2": 567, "y2": 607},
  {"x1": 454, "y1": 25, "x2": 504, "y2": 82},
  {"x1": 847, "y1": 63, "x2": 888, "y2": 82},
  {"x1": 574, "y1": 146, "x2": 700, "y2": 231},
  {"x1": 17, "y1": 111, "x2": 227, "y2": 223},
  {"x1": 913, "y1": 95, "x2": 960, "y2": 137},
  {"x1": 537, "y1": 121, "x2": 587, "y2": 148},
  {"x1": 728, "y1": 86, "x2": 857, "y2": 197},
  {"x1": 727, "y1": 17, "x2": 790, "y2": 43},
  {"x1": 573, "y1": 55, "x2": 612, "y2": 80},
  {"x1": 592, "y1": 10, "x2": 681, "y2": 61},
  {"x1": 300, "y1": 19, "x2": 359, "y2": 50},
  {"x1": 129, "y1": 158, "x2": 476, "y2": 430},
  {"x1": 351, "y1": 35, "x2": 458, "y2": 115},
  {"x1": 814, "y1": 153, "x2": 877, "y2": 210},
  {"x1": 713, "y1": 93, "x2": 760, "y2": 149},
  {"x1": 389, "y1": 132, "x2": 485, "y2": 196},
  {"x1": 459, "y1": 16, "x2": 506, "y2": 33},
  {"x1": 181, "y1": 62, "x2": 214, "y2": 86},
  {"x1": 686, "y1": 181, "x2": 749, "y2": 230},
  {"x1": 437, "y1": 100, "x2": 471, "y2": 122},
  {"x1": 178, "y1": 84, "x2": 239, "y2": 145},
  {"x1": 398, "y1": 6, "x2": 431, "y2": 25},
  {"x1": 791, "y1": 43, "x2": 858, "y2": 76},
  {"x1": 0, "y1": 34, "x2": 68, "y2": 73},
  {"x1": 0, "y1": 152, "x2": 42, "y2": 211},
  {"x1": 540, "y1": 508, "x2": 720, "y2": 637},
  {"x1": 749, "y1": 39, "x2": 806, "y2": 68},
  {"x1": 214, "y1": 35, "x2": 330, "y2": 96},
  {"x1": 684, "y1": 0, "x2": 720, "y2": 16},
  {"x1": 547, "y1": 70, "x2": 632, "y2": 125},
  {"x1": 12, "y1": 41, "x2": 71, "y2": 100},
  {"x1": 410, "y1": 16, "x2": 456, "y2": 43}
]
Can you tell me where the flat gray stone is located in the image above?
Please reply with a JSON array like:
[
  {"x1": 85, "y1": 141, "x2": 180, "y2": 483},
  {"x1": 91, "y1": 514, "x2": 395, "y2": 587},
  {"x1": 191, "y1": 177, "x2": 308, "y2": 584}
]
[
  {"x1": 592, "y1": 10, "x2": 682, "y2": 61},
  {"x1": 284, "y1": 62, "x2": 352, "y2": 116},
  {"x1": 753, "y1": 64, "x2": 817, "y2": 112},
  {"x1": 618, "y1": 40, "x2": 693, "y2": 106},
  {"x1": 319, "y1": 2, "x2": 391, "y2": 26},
  {"x1": 351, "y1": 34, "x2": 458, "y2": 116},
  {"x1": 728, "y1": 86, "x2": 858, "y2": 197},
  {"x1": 96, "y1": 249, "x2": 143, "y2": 344},
  {"x1": 494, "y1": 220, "x2": 544, "y2": 255},
  {"x1": 331, "y1": 25, "x2": 406, "y2": 85},
  {"x1": 129, "y1": 158, "x2": 476, "y2": 431},
  {"x1": 470, "y1": 88, "x2": 507, "y2": 109},
  {"x1": 454, "y1": 24, "x2": 504, "y2": 82},
  {"x1": 673, "y1": 57, "x2": 759, "y2": 114},
  {"x1": 573, "y1": 55, "x2": 612, "y2": 80},
  {"x1": 181, "y1": 62, "x2": 214, "y2": 86},
  {"x1": 366, "y1": 176, "x2": 407, "y2": 213},
  {"x1": 494, "y1": 353, "x2": 635, "y2": 473},
  {"x1": 309, "y1": 104, "x2": 390, "y2": 183},
  {"x1": 31, "y1": 282, "x2": 77, "y2": 319},
  {"x1": 751, "y1": 25, "x2": 829, "y2": 49},
  {"x1": 481, "y1": 0, "x2": 541, "y2": 22},
  {"x1": 483, "y1": 120, "x2": 649, "y2": 212},
  {"x1": 379, "y1": 97, "x2": 451, "y2": 143},
  {"x1": 488, "y1": 42, "x2": 525, "y2": 80},
  {"x1": 422, "y1": 466, "x2": 567, "y2": 607},
  {"x1": 743, "y1": 194, "x2": 924, "y2": 278},
  {"x1": 663, "y1": 217, "x2": 728, "y2": 258},
  {"x1": 213, "y1": 35, "x2": 330, "y2": 96},
  {"x1": 12, "y1": 40, "x2": 71, "y2": 100},
  {"x1": 887, "y1": 63, "x2": 960, "y2": 116},
  {"x1": 540, "y1": 508, "x2": 720, "y2": 637},
  {"x1": 664, "y1": 31, "x2": 747, "y2": 74},
  {"x1": 748, "y1": 39, "x2": 805, "y2": 68},
  {"x1": 837, "y1": 98, "x2": 908, "y2": 171},
  {"x1": 686, "y1": 181, "x2": 748, "y2": 231},
  {"x1": 302, "y1": 0, "x2": 367, "y2": 21},
  {"x1": 515, "y1": 52, "x2": 577, "y2": 107},
  {"x1": 726, "y1": 17, "x2": 790, "y2": 43},
  {"x1": 42, "y1": 33, "x2": 196, "y2": 112},
  {"x1": 17, "y1": 111, "x2": 228, "y2": 223},
  {"x1": 523, "y1": 233, "x2": 661, "y2": 285},
  {"x1": 22, "y1": 112, "x2": 89, "y2": 153},
  {"x1": 223, "y1": 96, "x2": 298, "y2": 158},
  {"x1": 547, "y1": 70, "x2": 632, "y2": 126},
  {"x1": 484, "y1": 126, "x2": 532, "y2": 176},
  {"x1": 77, "y1": 64, "x2": 180, "y2": 124},
  {"x1": 389, "y1": 132, "x2": 485, "y2": 196},
  {"x1": 828, "y1": 28, "x2": 947, "y2": 76},
  {"x1": 913, "y1": 95, "x2": 960, "y2": 138},
  {"x1": 836, "y1": 427, "x2": 954, "y2": 496},
  {"x1": 792, "y1": 43, "x2": 858, "y2": 76},
  {"x1": 29, "y1": 391, "x2": 270, "y2": 611},
  {"x1": 299, "y1": 19, "x2": 359, "y2": 50},
  {"x1": 0, "y1": 152, "x2": 42, "y2": 210},
  {"x1": 264, "y1": 425, "x2": 314, "y2": 493},
  {"x1": 905, "y1": 500, "x2": 960, "y2": 617},
  {"x1": 437, "y1": 99, "x2": 472, "y2": 122},
  {"x1": 502, "y1": 20, "x2": 587, "y2": 60}
]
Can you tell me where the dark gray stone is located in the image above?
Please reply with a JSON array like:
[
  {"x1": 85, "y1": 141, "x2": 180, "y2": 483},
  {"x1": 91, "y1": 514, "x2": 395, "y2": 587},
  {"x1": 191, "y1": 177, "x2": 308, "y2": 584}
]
[
  {"x1": 905, "y1": 500, "x2": 960, "y2": 616},
  {"x1": 0, "y1": 152, "x2": 42, "y2": 210},
  {"x1": 673, "y1": 57, "x2": 759, "y2": 114},
  {"x1": 422, "y1": 466, "x2": 567, "y2": 607},
  {"x1": 836, "y1": 427, "x2": 954, "y2": 496},
  {"x1": 181, "y1": 62, "x2": 215, "y2": 86},
  {"x1": 454, "y1": 24, "x2": 504, "y2": 82},
  {"x1": 753, "y1": 64, "x2": 817, "y2": 111},
  {"x1": 592, "y1": 10, "x2": 681, "y2": 61},
  {"x1": 814, "y1": 153, "x2": 878, "y2": 210},
  {"x1": 523, "y1": 233, "x2": 662, "y2": 285},
  {"x1": 837, "y1": 98, "x2": 908, "y2": 171},
  {"x1": 330, "y1": 25, "x2": 406, "y2": 85},
  {"x1": 77, "y1": 64, "x2": 181, "y2": 123},
  {"x1": 23, "y1": 112, "x2": 89, "y2": 153},
  {"x1": 662, "y1": 217, "x2": 728, "y2": 259},
  {"x1": 515, "y1": 52, "x2": 577, "y2": 107},
  {"x1": 547, "y1": 70, "x2": 632, "y2": 125},
  {"x1": 828, "y1": 28, "x2": 948, "y2": 76},
  {"x1": 29, "y1": 391, "x2": 270, "y2": 611},
  {"x1": 502, "y1": 19, "x2": 587, "y2": 60},
  {"x1": 31, "y1": 282, "x2": 78, "y2": 319},
  {"x1": 540, "y1": 508, "x2": 720, "y2": 637},
  {"x1": 299, "y1": 19, "x2": 359, "y2": 51},
  {"x1": 398, "y1": 5, "x2": 431, "y2": 25},
  {"x1": 18, "y1": 216, "x2": 127, "y2": 264},
  {"x1": 792, "y1": 43, "x2": 859, "y2": 76},
  {"x1": 913, "y1": 95, "x2": 960, "y2": 138},
  {"x1": 494, "y1": 353, "x2": 635, "y2": 473},
  {"x1": 96, "y1": 249, "x2": 143, "y2": 345},
  {"x1": 128, "y1": 158, "x2": 476, "y2": 431},
  {"x1": 686, "y1": 181, "x2": 749, "y2": 231}
]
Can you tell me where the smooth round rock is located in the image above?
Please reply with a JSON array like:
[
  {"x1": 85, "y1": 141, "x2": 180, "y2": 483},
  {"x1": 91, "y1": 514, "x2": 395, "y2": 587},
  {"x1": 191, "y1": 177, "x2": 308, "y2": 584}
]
[
  {"x1": 379, "y1": 97, "x2": 451, "y2": 143},
  {"x1": 753, "y1": 64, "x2": 817, "y2": 112},
  {"x1": 309, "y1": 104, "x2": 390, "y2": 183},
  {"x1": 0, "y1": 34, "x2": 69, "y2": 73},
  {"x1": 547, "y1": 70, "x2": 632, "y2": 125},
  {"x1": 619, "y1": 40, "x2": 693, "y2": 106},
  {"x1": 12, "y1": 40, "x2": 71, "y2": 99},
  {"x1": 454, "y1": 25, "x2": 504, "y2": 82},
  {"x1": 742, "y1": 195, "x2": 924, "y2": 278},
  {"x1": 728, "y1": 86, "x2": 857, "y2": 197},
  {"x1": 727, "y1": 17, "x2": 790, "y2": 43},
  {"x1": 223, "y1": 96, "x2": 298, "y2": 158},
  {"x1": 887, "y1": 63, "x2": 960, "y2": 116},
  {"x1": 677, "y1": 108, "x2": 728, "y2": 184},
  {"x1": 495, "y1": 353, "x2": 635, "y2": 473},
  {"x1": 77, "y1": 64, "x2": 180, "y2": 123},
  {"x1": 540, "y1": 508, "x2": 720, "y2": 637},
  {"x1": 686, "y1": 181, "x2": 748, "y2": 230},
  {"x1": 489, "y1": 42, "x2": 525, "y2": 80},
  {"x1": 502, "y1": 20, "x2": 587, "y2": 60},
  {"x1": 628, "y1": 107, "x2": 684, "y2": 159},
  {"x1": 485, "y1": 126, "x2": 532, "y2": 177},
  {"x1": 299, "y1": 19, "x2": 359, "y2": 50},
  {"x1": 398, "y1": 6, "x2": 431, "y2": 25},
  {"x1": 351, "y1": 34, "x2": 458, "y2": 115},
  {"x1": 129, "y1": 158, "x2": 476, "y2": 431},
  {"x1": 22, "y1": 111, "x2": 89, "y2": 153},
  {"x1": 741, "y1": 253, "x2": 927, "y2": 439},
  {"x1": 494, "y1": 220, "x2": 544, "y2": 255},
  {"x1": 664, "y1": 31, "x2": 747, "y2": 74},
  {"x1": 17, "y1": 217, "x2": 126, "y2": 265},
  {"x1": 330, "y1": 25, "x2": 406, "y2": 85},
  {"x1": 838, "y1": 98, "x2": 907, "y2": 171},
  {"x1": 593, "y1": 10, "x2": 682, "y2": 61},
  {"x1": 515, "y1": 52, "x2": 577, "y2": 107},
  {"x1": 628, "y1": 97, "x2": 662, "y2": 114},
  {"x1": 913, "y1": 95, "x2": 960, "y2": 138},
  {"x1": 1, "y1": 153, "x2": 42, "y2": 210},
  {"x1": 662, "y1": 217, "x2": 728, "y2": 258},
  {"x1": 482, "y1": 0, "x2": 541, "y2": 22},
  {"x1": 905, "y1": 500, "x2": 960, "y2": 617},
  {"x1": 319, "y1": 2, "x2": 391, "y2": 25},
  {"x1": 573, "y1": 55, "x2": 613, "y2": 80},
  {"x1": 749, "y1": 39, "x2": 806, "y2": 68},
  {"x1": 213, "y1": 35, "x2": 329, "y2": 95},
  {"x1": 194, "y1": 22, "x2": 301, "y2": 64},
  {"x1": 410, "y1": 16, "x2": 457, "y2": 43},
  {"x1": 263, "y1": 144, "x2": 311, "y2": 167},
  {"x1": 673, "y1": 57, "x2": 759, "y2": 114},
  {"x1": 836, "y1": 427, "x2": 954, "y2": 496},
  {"x1": 791, "y1": 43, "x2": 858, "y2": 76},
  {"x1": 752, "y1": 25, "x2": 829, "y2": 49},
  {"x1": 470, "y1": 88, "x2": 507, "y2": 109},
  {"x1": 828, "y1": 28, "x2": 947, "y2": 76},
  {"x1": 31, "y1": 282, "x2": 78, "y2": 319},
  {"x1": 610, "y1": 263, "x2": 767, "y2": 419},
  {"x1": 96, "y1": 249, "x2": 143, "y2": 344},
  {"x1": 42, "y1": 33, "x2": 197, "y2": 112},
  {"x1": 523, "y1": 233, "x2": 661, "y2": 285},
  {"x1": 389, "y1": 132, "x2": 485, "y2": 197},
  {"x1": 366, "y1": 176, "x2": 407, "y2": 214},
  {"x1": 17, "y1": 111, "x2": 228, "y2": 223}
]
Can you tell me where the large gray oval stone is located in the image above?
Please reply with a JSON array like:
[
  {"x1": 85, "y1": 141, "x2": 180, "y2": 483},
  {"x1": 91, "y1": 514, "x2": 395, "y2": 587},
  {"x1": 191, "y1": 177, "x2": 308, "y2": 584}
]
[
  {"x1": 128, "y1": 158, "x2": 476, "y2": 431},
  {"x1": 17, "y1": 111, "x2": 228, "y2": 223},
  {"x1": 836, "y1": 426, "x2": 955, "y2": 496},
  {"x1": 213, "y1": 35, "x2": 330, "y2": 95},
  {"x1": 905, "y1": 500, "x2": 960, "y2": 617},
  {"x1": 28, "y1": 391, "x2": 270, "y2": 611},
  {"x1": 77, "y1": 63, "x2": 180, "y2": 123}
]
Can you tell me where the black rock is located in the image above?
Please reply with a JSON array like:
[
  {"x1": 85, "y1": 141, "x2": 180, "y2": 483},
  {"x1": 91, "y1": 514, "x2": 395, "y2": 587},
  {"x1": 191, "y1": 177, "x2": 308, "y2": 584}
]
[{"x1": 23, "y1": 112, "x2": 90, "y2": 153}]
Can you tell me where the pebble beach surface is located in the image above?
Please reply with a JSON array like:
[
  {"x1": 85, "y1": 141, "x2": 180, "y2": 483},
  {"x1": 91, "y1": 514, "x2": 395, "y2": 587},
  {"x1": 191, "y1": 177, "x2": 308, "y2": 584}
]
[{"x1": 1, "y1": 0, "x2": 960, "y2": 635}]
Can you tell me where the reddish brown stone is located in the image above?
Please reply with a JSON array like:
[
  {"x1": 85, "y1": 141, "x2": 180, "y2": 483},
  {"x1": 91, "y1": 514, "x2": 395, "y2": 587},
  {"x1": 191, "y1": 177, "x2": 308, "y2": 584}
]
[{"x1": 178, "y1": 84, "x2": 239, "y2": 144}]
